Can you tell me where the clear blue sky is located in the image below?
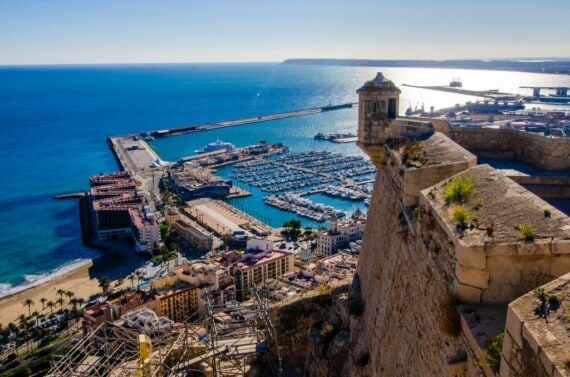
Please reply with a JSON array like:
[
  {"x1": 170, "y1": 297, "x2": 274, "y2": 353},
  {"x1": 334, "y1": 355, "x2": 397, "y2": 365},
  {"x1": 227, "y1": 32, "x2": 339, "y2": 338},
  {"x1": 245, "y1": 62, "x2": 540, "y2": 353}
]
[{"x1": 0, "y1": 0, "x2": 568, "y2": 64}]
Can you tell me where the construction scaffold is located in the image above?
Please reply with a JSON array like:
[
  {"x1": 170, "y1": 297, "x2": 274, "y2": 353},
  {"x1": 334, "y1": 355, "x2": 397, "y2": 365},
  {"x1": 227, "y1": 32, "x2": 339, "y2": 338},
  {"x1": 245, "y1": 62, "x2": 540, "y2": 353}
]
[{"x1": 46, "y1": 286, "x2": 282, "y2": 377}]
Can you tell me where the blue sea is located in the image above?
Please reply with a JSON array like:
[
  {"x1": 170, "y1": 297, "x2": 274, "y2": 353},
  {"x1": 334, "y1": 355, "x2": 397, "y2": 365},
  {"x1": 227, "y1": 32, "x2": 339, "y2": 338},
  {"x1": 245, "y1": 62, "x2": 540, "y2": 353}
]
[{"x1": 1, "y1": 63, "x2": 569, "y2": 295}]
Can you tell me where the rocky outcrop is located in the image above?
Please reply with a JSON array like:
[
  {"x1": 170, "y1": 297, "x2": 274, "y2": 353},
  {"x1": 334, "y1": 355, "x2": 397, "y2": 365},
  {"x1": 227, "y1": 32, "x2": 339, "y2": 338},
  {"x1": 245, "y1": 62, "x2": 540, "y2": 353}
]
[{"x1": 270, "y1": 282, "x2": 370, "y2": 377}]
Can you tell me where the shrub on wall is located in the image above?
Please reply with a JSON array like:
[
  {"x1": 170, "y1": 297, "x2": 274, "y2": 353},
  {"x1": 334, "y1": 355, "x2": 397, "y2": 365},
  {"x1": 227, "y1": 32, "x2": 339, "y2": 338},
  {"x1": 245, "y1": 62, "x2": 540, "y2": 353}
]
[
  {"x1": 516, "y1": 223, "x2": 535, "y2": 242},
  {"x1": 452, "y1": 206, "x2": 471, "y2": 229},
  {"x1": 444, "y1": 177, "x2": 474, "y2": 203}
]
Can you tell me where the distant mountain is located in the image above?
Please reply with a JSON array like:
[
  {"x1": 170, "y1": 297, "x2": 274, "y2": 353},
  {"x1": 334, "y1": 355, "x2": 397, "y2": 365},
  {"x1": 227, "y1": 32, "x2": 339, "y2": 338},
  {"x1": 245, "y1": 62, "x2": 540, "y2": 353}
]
[{"x1": 282, "y1": 58, "x2": 570, "y2": 75}]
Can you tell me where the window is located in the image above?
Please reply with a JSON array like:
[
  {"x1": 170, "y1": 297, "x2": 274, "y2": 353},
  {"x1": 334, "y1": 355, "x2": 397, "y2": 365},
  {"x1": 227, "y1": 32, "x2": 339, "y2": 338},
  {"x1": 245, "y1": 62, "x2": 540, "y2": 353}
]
[{"x1": 388, "y1": 98, "x2": 397, "y2": 119}]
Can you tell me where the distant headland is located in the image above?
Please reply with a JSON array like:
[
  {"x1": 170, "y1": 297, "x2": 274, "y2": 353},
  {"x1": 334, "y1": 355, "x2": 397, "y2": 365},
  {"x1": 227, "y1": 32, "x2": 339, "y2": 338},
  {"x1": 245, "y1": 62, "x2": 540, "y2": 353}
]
[{"x1": 282, "y1": 58, "x2": 570, "y2": 75}]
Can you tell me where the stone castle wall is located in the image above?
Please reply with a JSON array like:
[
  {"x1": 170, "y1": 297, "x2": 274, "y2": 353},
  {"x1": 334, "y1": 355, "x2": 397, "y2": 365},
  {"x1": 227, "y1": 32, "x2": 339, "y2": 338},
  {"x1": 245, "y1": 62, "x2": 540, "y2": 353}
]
[
  {"x1": 508, "y1": 175, "x2": 570, "y2": 198},
  {"x1": 356, "y1": 152, "x2": 486, "y2": 376},
  {"x1": 450, "y1": 128, "x2": 570, "y2": 171},
  {"x1": 501, "y1": 273, "x2": 570, "y2": 377},
  {"x1": 355, "y1": 137, "x2": 570, "y2": 376}
]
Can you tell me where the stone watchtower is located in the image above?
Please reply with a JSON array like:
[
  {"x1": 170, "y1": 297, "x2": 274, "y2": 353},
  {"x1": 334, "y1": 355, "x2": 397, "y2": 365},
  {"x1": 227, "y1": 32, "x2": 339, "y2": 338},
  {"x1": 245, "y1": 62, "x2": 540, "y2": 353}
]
[{"x1": 356, "y1": 72, "x2": 401, "y2": 166}]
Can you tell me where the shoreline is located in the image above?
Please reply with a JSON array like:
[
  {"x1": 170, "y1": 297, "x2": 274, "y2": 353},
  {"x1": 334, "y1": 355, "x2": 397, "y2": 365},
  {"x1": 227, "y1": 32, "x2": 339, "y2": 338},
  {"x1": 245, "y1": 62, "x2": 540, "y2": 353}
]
[
  {"x1": 0, "y1": 240, "x2": 146, "y2": 327},
  {"x1": 0, "y1": 259, "x2": 94, "y2": 301},
  {"x1": 0, "y1": 261, "x2": 101, "y2": 327}
]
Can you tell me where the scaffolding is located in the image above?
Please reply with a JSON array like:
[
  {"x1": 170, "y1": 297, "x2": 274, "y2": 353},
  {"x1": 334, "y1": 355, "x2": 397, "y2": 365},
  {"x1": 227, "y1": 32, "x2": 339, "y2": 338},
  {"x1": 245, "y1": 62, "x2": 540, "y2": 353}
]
[{"x1": 47, "y1": 286, "x2": 282, "y2": 377}]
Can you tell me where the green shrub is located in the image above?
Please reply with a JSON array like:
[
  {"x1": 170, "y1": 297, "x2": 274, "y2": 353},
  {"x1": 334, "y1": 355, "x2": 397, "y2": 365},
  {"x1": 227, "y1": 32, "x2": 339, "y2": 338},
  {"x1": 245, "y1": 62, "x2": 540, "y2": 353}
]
[
  {"x1": 412, "y1": 206, "x2": 422, "y2": 221},
  {"x1": 544, "y1": 208, "x2": 551, "y2": 218},
  {"x1": 483, "y1": 332, "x2": 504, "y2": 372},
  {"x1": 517, "y1": 223, "x2": 535, "y2": 241},
  {"x1": 549, "y1": 294, "x2": 561, "y2": 309},
  {"x1": 444, "y1": 177, "x2": 474, "y2": 203},
  {"x1": 534, "y1": 287, "x2": 548, "y2": 302},
  {"x1": 474, "y1": 198, "x2": 484, "y2": 210},
  {"x1": 452, "y1": 206, "x2": 470, "y2": 229}
]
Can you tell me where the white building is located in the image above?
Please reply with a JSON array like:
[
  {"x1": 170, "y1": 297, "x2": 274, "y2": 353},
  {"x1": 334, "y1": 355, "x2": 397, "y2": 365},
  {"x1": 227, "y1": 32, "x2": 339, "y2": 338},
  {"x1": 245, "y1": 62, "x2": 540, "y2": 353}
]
[{"x1": 316, "y1": 215, "x2": 366, "y2": 256}]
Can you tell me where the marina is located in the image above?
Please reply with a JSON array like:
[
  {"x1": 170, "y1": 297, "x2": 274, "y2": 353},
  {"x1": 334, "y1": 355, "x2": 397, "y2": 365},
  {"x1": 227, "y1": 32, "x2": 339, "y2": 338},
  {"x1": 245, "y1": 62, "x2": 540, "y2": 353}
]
[
  {"x1": 230, "y1": 151, "x2": 375, "y2": 221},
  {"x1": 264, "y1": 193, "x2": 346, "y2": 222},
  {"x1": 231, "y1": 151, "x2": 375, "y2": 193}
]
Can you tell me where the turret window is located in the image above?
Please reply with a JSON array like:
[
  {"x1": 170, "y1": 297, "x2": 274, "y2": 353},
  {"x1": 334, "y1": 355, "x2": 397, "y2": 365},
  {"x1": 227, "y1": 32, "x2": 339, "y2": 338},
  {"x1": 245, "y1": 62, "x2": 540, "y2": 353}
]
[{"x1": 388, "y1": 98, "x2": 397, "y2": 119}]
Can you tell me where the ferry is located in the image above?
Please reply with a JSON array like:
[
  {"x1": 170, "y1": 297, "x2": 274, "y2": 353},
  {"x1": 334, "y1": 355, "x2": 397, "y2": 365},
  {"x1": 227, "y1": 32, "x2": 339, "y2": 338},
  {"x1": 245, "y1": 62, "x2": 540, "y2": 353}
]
[{"x1": 195, "y1": 139, "x2": 236, "y2": 154}]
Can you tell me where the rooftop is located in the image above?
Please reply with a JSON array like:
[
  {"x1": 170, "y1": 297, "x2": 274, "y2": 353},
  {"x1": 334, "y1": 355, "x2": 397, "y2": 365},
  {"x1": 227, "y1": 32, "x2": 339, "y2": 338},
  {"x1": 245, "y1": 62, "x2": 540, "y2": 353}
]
[
  {"x1": 233, "y1": 249, "x2": 291, "y2": 270},
  {"x1": 358, "y1": 72, "x2": 401, "y2": 92}
]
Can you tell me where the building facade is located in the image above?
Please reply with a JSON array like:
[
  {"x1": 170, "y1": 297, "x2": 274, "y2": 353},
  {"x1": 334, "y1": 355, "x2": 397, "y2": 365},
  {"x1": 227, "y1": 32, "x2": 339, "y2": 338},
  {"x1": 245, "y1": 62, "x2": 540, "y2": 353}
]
[
  {"x1": 316, "y1": 217, "x2": 365, "y2": 256},
  {"x1": 156, "y1": 285, "x2": 201, "y2": 322},
  {"x1": 232, "y1": 250, "x2": 295, "y2": 301}
]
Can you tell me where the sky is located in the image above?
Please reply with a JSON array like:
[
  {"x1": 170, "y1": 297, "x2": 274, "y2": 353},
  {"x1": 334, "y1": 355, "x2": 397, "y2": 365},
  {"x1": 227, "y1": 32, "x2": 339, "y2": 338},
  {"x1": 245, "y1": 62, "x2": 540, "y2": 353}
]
[{"x1": 0, "y1": 0, "x2": 569, "y2": 65}]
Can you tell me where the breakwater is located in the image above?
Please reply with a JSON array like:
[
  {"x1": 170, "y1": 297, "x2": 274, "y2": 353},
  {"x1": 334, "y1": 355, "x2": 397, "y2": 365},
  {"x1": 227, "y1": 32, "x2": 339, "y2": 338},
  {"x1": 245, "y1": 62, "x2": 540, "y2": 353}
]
[{"x1": 120, "y1": 102, "x2": 356, "y2": 139}]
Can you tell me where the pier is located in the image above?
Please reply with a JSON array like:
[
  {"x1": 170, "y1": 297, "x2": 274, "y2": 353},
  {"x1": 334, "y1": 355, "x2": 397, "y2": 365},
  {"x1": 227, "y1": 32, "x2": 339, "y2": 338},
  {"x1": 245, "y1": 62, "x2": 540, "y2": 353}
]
[
  {"x1": 53, "y1": 192, "x2": 87, "y2": 200},
  {"x1": 108, "y1": 102, "x2": 356, "y2": 173},
  {"x1": 136, "y1": 102, "x2": 356, "y2": 139},
  {"x1": 402, "y1": 84, "x2": 519, "y2": 100},
  {"x1": 108, "y1": 135, "x2": 164, "y2": 173}
]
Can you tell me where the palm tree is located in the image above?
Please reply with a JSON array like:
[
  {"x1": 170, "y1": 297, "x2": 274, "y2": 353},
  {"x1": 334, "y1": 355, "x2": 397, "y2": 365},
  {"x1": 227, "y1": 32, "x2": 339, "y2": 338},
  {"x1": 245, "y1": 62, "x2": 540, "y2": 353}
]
[
  {"x1": 98, "y1": 276, "x2": 111, "y2": 293},
  {"x1": 40, "y1": 298, "x2": 47, "y2": 311},
  {"x1": 56, "y1": 297, "x2": 65, "y2": 313},
  {"x1": 23, "y1": 298, "x2": 34, "y2": 318},
  {"x1": 7, "y1": 322, "x2": 17, "y2": 335},
  {"x1": 65, "y1": 291, "x2": 75, "y2": 308},
  {"x1": 69, "y1": 298, "x2": 78, "y2": 312},
  {"x1": 18, "y1": 314, "x2": 30, "y2": 352},
  {"x1": 128, "y1": 274, "x2": 135, "y2": 289},
  {"x1": 46, "y1": 301, "x2": 55, "y2": 315},
  {"x1": 56, "y1": 288, "x2": 65, "y2": 301},
  {"x1": 18, "y1": 314, "x2": 27, "y2": 328}
]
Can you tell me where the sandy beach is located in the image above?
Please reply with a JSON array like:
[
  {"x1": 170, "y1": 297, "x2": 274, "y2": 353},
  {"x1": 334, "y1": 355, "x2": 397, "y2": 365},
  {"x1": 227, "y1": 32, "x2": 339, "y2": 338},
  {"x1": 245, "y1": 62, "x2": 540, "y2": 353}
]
[
  {"x1": 0, "y1": 240, "x2": 148, "y2": 327},
  {"x1": 0, "y1": 261, "x2": 103, "y2": 327}
]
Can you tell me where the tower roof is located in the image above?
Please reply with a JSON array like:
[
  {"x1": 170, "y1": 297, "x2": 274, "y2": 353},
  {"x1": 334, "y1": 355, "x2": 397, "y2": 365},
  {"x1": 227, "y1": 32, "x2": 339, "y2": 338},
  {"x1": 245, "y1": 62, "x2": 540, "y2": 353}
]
[{"x1": 357, "y1": 72, "x2": 401, "y2": 93}]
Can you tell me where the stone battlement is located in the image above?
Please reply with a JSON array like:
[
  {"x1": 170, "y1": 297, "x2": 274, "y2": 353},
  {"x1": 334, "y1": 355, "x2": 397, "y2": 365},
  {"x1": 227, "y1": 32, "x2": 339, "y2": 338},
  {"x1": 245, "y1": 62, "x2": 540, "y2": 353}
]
[{"x1": 355, "y1": 73, "x2": 570, "y2": 377}]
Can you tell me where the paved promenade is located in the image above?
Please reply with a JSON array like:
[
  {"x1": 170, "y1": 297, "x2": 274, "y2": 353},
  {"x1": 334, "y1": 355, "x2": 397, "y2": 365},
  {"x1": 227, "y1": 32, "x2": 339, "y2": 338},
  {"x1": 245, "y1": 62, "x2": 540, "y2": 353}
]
[{"x1": 109, "y1": 136, "x2": 162, "y2": 173}]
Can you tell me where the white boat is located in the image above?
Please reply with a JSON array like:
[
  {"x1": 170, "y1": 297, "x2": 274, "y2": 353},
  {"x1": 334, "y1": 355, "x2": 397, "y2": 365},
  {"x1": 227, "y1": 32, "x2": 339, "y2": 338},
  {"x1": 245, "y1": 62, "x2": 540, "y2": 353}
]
[{"x1": 195, "y1": 139, "x2": 236, "y2": 154}]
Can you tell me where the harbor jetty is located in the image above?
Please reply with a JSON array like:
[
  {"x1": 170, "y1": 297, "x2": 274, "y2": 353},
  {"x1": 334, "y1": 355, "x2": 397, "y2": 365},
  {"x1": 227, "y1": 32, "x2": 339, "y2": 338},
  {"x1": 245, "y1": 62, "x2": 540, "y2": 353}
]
[
  {"x1": 115, "y1": 102, "x2": 356, "y2": 141},
  {"x1": 402, "y1": 83, "x2": 522, "y2": 100},
  {"x1": 53, "y1": 192, "x2": 87, "y2": 200},
  {"x1": 107, "y1": 102, "x2": 356, "y2": 173}
]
